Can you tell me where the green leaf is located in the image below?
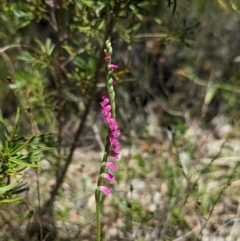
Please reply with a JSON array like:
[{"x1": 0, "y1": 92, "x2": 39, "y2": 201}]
[
  {"x1": 7, "y1": 166, "x2": 26, "y2": 174},
  {"x1": 217, "y1": 0, "x2": 232, "y2": 11},
  {"x1": 78, "y1": 25, "x2": 91, "y2": 33},
  {"x1": 45, "y1": 38, "x2": 55, "y2": 55},
  {"x1": 9, "y1": 137, "x2": 33, "y2": 155},
  {"x1": 23, "y1": 155, "x2": 41, "y2": 162},
  {"x1": 0, "y1": 178, "x2": 23, "y2": 194},
  {"x1": 230, "y1": 0, "x2": 240, "y2": 14},
  {"x1": 1, "y1": 138, "x2": 8, "y2": 149},
  {"x1": 132, "y1": 23, "x2": 141, "y2": 33},
  {"x1": 11, "y1": 182, "x2": 28, "y2": 194},
  {"x1": 25, "y1": 147, "x2": 53, "y2": 157},
  {"x1": 204, "y1": 85, "x2": 218, "y2": 105},
  {"x1": 0, "y1": 197, "x2": 23, "y2": 203},
  {"x1": 9, "y1": 157, "x2": 40, "y2": 168},
  {"x1": 62, "y1": 45, "x2": 74, "y2": 55},
  {"x1": 137, "y1": 1, "x2": 152, "y2": 8},
  {"x1": 12, "y1": 107, "x2": 20, "y2": 135},
  {"x1": 0, "y1": 122, "x2": 9, "y2": 141},
  {"x1": 9, "y1": 133, "x2": 55, "y2": 156},
  {"x1": 153, "y1": 17, "x2": 162, "y2": 24},
  {"x1": 29, "y1": 132, "x2": 56, "y2": 143},
  {"x1": 34, "y1": 38, "x2": 46, "y2": 53},
  {"x1": 135, "y1": 154, "x2": 145, "y2": 168}
]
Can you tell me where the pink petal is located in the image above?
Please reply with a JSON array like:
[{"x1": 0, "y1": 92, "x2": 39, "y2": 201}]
[
  {"x1": 108, "y1": 64, "x2": 118, "y2": 71},
  {"x1": 113, "y1": 143, "x2": 121, "y2": 151},
  {"x1": 99, "y1": 186, "x2": 111, "y2": 196},
  {"x1": 103, "y1": 112, "x2": 112, "y2": 122},
  {"x1": 106, "y1": 161, "x2": 117, "y2": 171},
  {"x1": 108, "y1": 151, "x2": 120, "y2": 159},
  {"x1": 109, "y1": 135, "x2": 121, "y2": 151},
  {"x1": 103, "y1": 173, "x2": 115, "y2": 184},
  {"x1": 108, "y1": 118, "x2": 119, "y2": 130},
  {"x1": 111, "y1": 129, "x2": 121, "y2": 137},
  {"x1": 109, "y1": 135, "x2": 118, "y2": 145},
  {"x1": 101, "y1": 105, "x2": 111, "y2": 116},
  {"x1": 100, "y1": 98, "x2": 109, "y2": 108},
  {"x1": 105, "y1": 55, "x2": 111, "y2": 62}
]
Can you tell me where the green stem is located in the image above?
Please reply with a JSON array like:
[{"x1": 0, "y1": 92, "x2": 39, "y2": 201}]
[
  {"x1": 95, "y1": 189, "x2": 101, "y2": 241},
  {"x1": 95, "y1": 140, "x2": 110, "y2": 241}
]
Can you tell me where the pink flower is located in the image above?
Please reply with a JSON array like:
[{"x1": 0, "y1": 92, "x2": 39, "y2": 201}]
[
  {"x1": 112, "y1": 79, "x2": 117, "y2": 85},
  {"x1": 109, "y1": 135, "x2": 118, "y2": 145},
  {"x1": 103, "y1": 173, "x2": 115, "y2": 184},
  {"x1": 109, "y1": 135, "x2": 121, "y2": 151},
  {"x1": 105, "y1": 55, "x2": 111, "y2": 62},
  {"x1": 100, "y1": 98, "x2": 109, "y2": 108},
  {"x1": 112, "y1": 142, "x2": 121, "y2": 151},
  {"x1": 106, "y1": 161, "x2": 117, "y2": 171},
  {"x1": 101, "y1": 105, "x2": 111, "y2": 116},
  {"x1": 111, "y1": 129, "x2": 121, "y2": 137},
  {"x1": 109, "y1": 151, "x2": 120, "y2": 159},
  {"x1": 99, "y1": 186, "x2": 111, "y2": 196},
  {"x1": 108, "y1": 118, "x2": 119, "y2": 130},
  {"x1": 108, "y1": 64, "x2": 118, "y2": 71},
  {"x1": 102, "y1": 112, "x2": 111, "y2": 122}
]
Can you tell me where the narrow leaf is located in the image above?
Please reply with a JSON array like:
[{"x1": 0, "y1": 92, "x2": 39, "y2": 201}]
[
  {"x1": 9, "y1": 137, "x2": 33, "y2": 155},
  {"x1": 0, "y1": 197, "x2": 23, "y2": 203},
  {"x1": 0, "y1": 178, "x2": 23, "y2": 194},
  {"x1": 9, "y1": 157, "x2": 40, "y2": 168}
]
